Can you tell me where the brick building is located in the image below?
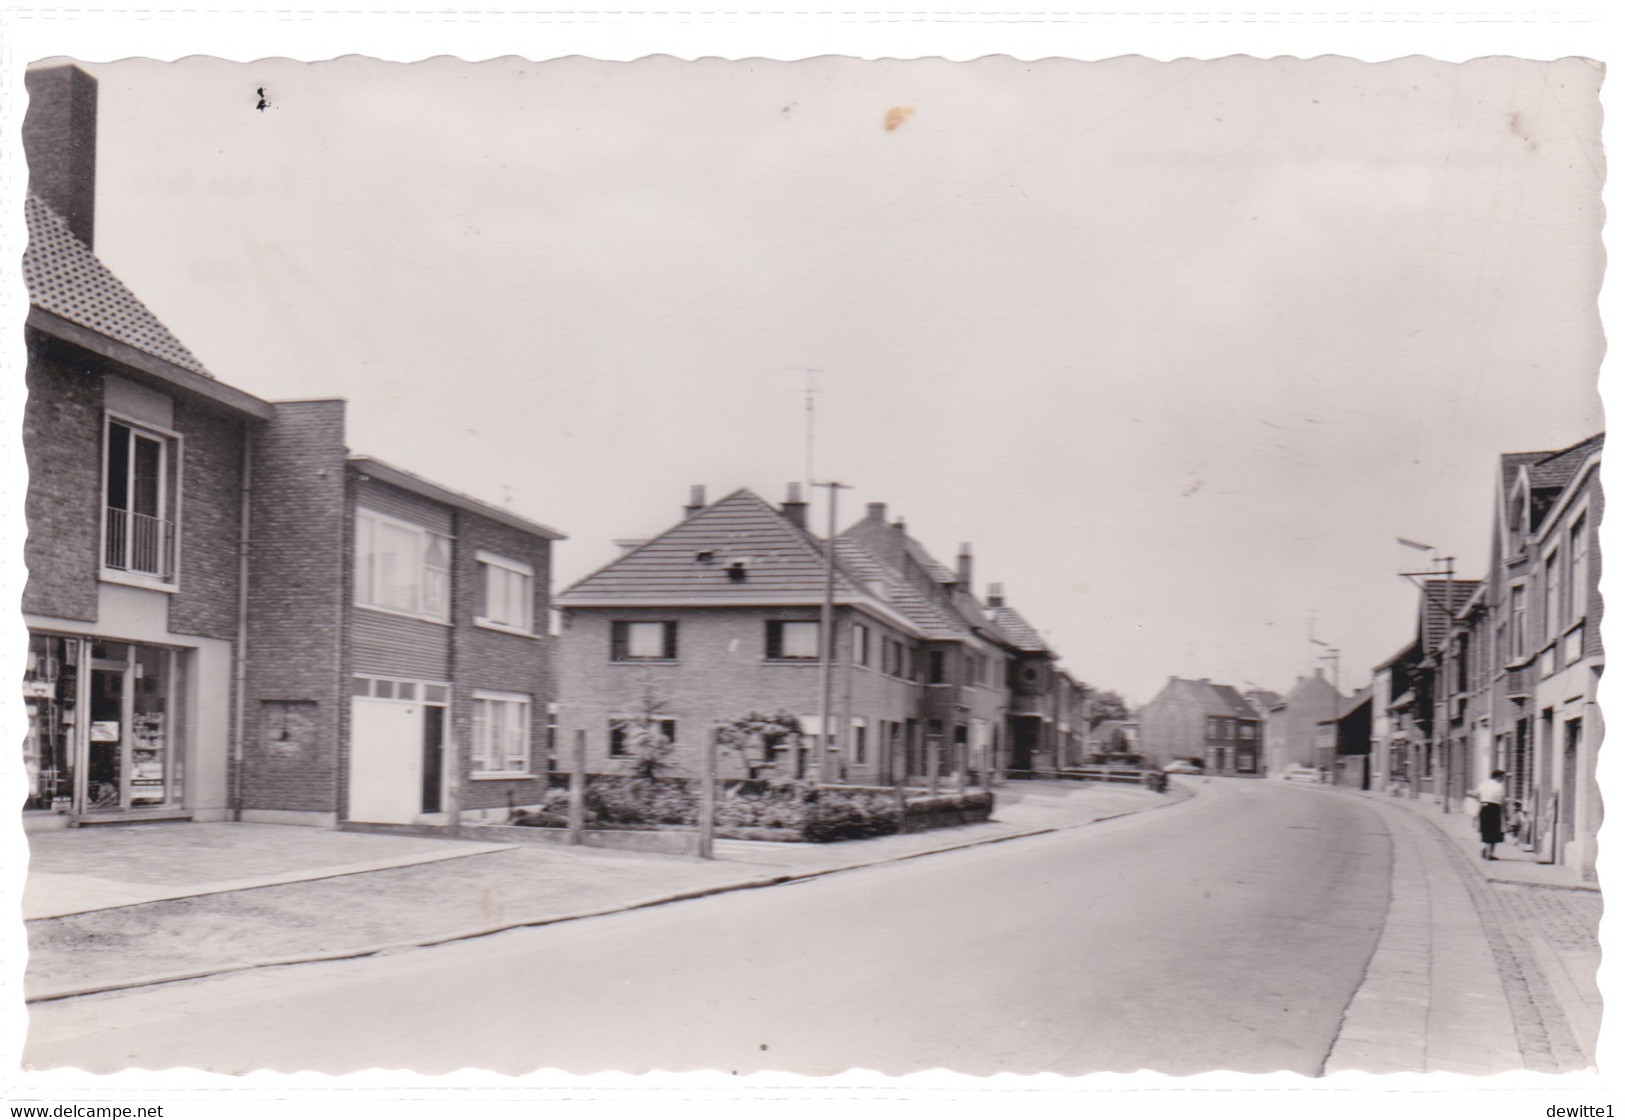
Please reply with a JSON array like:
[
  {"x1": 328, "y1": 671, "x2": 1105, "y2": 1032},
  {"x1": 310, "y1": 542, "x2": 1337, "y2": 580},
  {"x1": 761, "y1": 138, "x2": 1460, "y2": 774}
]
[
  {"x1": 1138, "y1": 677, "x2": 1263, "y2": 776},
  {"x1": 556, "y1": 487, "x2": 926, "y2": 785},
  {"x1": 20, "y1": 63, "x2": 561, "y2": 831},
  {"x1": 555, "y1": 487, "x2": 1086, "y2": 788},
  {"x1": 1262, "y1": 671, "x2": 1343, "y2": 775}
]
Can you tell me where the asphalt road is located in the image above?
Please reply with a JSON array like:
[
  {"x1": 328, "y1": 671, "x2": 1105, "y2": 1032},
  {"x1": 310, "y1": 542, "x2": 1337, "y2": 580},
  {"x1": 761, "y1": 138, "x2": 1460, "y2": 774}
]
[{"x1": 26, "y1": 779, "x2": 1392, "y2": 1076}]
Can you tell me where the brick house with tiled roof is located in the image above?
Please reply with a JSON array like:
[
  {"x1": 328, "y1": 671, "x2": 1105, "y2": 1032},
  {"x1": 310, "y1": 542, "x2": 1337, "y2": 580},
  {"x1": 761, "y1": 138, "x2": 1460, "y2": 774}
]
[
  {"x1": 557, "y1": 486, "x2": 944, "y2": 785},
  {"x1": 21, "y1": 63, "x2": 563, "y2": 833},
  {"x1": 1138, "y1": 677, "x2": 1264, "y2": 776}
]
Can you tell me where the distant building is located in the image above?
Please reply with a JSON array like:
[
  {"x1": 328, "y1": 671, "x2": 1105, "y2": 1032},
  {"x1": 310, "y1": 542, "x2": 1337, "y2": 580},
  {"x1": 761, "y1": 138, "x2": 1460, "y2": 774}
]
[
  {"x1": 1138, "y1": 677, "x2": 1263, "y2": 776},
  {"x1": 1262, "y1": 671, "x2": 1343, "y2": 775}
]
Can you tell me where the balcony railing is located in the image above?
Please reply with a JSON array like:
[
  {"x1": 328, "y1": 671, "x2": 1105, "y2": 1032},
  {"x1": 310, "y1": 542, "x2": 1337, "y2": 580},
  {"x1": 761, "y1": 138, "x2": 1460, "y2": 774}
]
[{"x1": 105, "y1": 507, "x2": 175, "y2": 580}]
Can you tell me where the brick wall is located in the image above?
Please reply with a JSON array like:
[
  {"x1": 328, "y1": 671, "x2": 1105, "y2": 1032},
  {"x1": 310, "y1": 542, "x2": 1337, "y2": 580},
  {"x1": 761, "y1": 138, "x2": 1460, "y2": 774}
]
[
  {"x1": 452, "y1": 511, "x2": 554, "y2": 813},
  {"x1": 22, "y1": 332, "x2": 102, "y2": 622},
  {"x1": 167, "y1": 396, "x2": 249, "y2": 641},
  {"x1": 241, "y1": 400, "x2": 349, "y2": 814},
  {"x1": 557, "y1": 604, "x2": 926, "y2": 780}
]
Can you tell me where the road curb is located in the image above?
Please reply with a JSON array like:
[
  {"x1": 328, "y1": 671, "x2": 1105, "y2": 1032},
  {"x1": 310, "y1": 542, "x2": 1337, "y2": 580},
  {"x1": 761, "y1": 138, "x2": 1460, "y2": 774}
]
[{"x1": 26, "y1": 784, "x2": 1197, "y2": 1005}]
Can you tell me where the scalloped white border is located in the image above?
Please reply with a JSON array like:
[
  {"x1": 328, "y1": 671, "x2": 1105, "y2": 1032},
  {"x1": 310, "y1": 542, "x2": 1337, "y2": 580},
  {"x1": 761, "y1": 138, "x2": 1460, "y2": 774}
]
[{"x1": 1, "y1": 5, "x2": 1617, "y2": 1113}]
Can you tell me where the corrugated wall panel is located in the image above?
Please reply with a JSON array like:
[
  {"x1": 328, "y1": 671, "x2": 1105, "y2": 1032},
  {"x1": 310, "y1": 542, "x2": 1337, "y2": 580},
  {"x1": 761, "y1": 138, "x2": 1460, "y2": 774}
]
[{"x1": 352, "y1": 608, "x2": 452, "y2": 680}]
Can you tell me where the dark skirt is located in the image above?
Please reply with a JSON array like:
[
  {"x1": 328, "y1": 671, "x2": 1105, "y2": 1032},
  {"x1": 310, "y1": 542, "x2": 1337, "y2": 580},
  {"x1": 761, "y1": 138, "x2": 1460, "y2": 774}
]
[{"x1": 1478, "y1": 801, "x2": 1504, "y2": 844}]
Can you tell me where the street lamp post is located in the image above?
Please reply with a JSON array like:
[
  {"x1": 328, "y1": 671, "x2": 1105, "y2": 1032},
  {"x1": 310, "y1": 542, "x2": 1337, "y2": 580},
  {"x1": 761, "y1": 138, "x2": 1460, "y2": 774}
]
[{"x1": 813, "y1": 481, "x2": 850, "y2": 786}]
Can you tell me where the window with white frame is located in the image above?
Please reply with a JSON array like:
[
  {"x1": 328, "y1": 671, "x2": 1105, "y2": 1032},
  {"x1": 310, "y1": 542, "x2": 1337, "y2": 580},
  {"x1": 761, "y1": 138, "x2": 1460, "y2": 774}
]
[
  {"x1": 471, "y1": 691, "x2": 531, "y2": 775},
  {"x1": 355, "y1": 509, "x2": 452, "y2": 622},
  {"x1": 104, "y1": 416, "x2": 179, "y2": 581},
  {"x1": 476, "y1": 551, "x2": 534, "y2": 634},
  {"x1": 854, "y1": 623, "x2": 871, "y2": 667},
  {"x1": 852, "y1": 717, "x2": 868, "y2": 764}
]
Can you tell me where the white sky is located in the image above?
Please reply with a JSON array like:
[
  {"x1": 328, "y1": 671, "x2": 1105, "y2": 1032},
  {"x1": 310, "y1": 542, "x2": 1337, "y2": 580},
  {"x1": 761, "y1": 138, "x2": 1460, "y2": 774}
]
[{"x1": 75, "y1": 53, "x2": 1604, "y2": 706}]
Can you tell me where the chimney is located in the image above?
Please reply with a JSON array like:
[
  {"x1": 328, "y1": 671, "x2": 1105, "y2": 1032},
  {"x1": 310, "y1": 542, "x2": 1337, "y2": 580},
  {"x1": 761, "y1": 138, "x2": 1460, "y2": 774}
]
[
  {"x1": 865, "y1": 502, "x2": 887, "y2": 523},
  {"x1": 957, "y1": 542, "x2": 974, "y2": 588},
  {"x1": 683, "y1": 485, "x2": 706, "y2": 518},
  {"x1": 987, "y1": 582, "x2": 1005, "y2": 607},
  {"x1": 24, "y1": 64, "x2": 99, "y2": 247},
  {"x1": 781, "y1": 482, "x2": 808, "y2": 529}
]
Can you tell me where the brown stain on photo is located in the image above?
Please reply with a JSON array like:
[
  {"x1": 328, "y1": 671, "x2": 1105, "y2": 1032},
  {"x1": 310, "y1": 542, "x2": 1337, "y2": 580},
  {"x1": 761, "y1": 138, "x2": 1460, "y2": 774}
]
[
  {"x1": 1508, "y1": 110, "x2": 1538, "y2": 150},
  {"x1": 883, "y1": 106, "x2": 915, "y2": 132}
]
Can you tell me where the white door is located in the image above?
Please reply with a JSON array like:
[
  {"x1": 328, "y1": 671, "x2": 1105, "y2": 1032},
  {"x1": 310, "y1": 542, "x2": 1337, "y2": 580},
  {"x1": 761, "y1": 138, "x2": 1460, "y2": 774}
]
[{"x1": 349, "y1": 698, "x2": 424, "y2": 824}]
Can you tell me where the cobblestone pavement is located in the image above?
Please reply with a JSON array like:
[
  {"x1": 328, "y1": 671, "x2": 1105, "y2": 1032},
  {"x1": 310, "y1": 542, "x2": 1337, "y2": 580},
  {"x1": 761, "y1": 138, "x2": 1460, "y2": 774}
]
[{"x1": 1473, "y1": 879, "x2": 1603, "y2": 1069}]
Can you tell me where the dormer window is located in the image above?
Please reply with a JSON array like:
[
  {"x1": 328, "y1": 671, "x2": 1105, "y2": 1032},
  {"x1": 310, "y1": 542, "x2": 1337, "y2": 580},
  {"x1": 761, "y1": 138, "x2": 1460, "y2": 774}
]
[
  {"x1": 695, "y1": 550, "x2": 715, "y2": 564},
  {"x1": 727, "y1": 560, "x2": 749, "y2": 583}
]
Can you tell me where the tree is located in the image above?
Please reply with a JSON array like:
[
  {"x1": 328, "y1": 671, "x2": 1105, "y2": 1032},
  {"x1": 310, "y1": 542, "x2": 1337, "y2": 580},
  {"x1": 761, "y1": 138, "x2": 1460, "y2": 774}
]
[
  {"x1": 1089, "y1": 690, "x2": 1129, "y2": 729},
  {"x1": 714, "y1": 711, "x2": 804, "y2": 779},
  {"x1": 618, "y1": 679, "x2": 681, "y2": 782}
]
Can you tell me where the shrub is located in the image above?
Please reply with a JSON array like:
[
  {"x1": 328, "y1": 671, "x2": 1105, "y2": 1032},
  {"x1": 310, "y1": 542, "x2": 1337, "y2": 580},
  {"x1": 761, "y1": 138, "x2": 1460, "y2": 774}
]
[{"x1": 585, "y1": 775, "x2": 697, "y2": 825}]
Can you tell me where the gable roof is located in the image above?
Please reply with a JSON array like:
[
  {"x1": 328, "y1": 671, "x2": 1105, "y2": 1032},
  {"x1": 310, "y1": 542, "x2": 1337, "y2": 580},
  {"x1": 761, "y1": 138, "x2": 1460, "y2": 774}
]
[
  {"x1": 559, "y1": 488, "x2": 871, "y2": 606},
  {"x1": 1208, "y1": 683, "x2": 1260, "y2": 720},
  {"x1": 985, "y1": 602, "x2": 1050, "y2": 653},
  {"x1": 1527, "y1": 432, "x2": 1604, "y2": 491},
  {"x1": 1420, "y1": 578, "x2": 1481, "y2": 651},
  {"x1": 834, "y1": 537, "x2": 968, "y2": 640},
  {"x1": 24, "y1": 193, "x2": 213, "y2": 379}
]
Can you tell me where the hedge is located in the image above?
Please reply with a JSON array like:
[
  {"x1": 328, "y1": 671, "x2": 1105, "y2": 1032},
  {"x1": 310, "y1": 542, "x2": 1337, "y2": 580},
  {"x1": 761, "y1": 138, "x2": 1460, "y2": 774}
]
[{"x1": 511, "y1": 778, "x2": 994, "y2": 842}]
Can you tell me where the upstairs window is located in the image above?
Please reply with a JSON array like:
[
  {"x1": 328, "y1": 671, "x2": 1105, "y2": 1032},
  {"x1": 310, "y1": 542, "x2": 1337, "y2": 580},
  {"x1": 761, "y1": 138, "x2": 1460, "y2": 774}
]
[
  {"x1": 355, "y1": 509, "x2": 451, "y2": 622},
  {"x1": 766, "y1": 620, "x2": 819, "y2": 660},
  {"x1": 476, "y1": 551, "x2": 534, "y2": 634},
  {"x1": 1544, "y1": 550, "x2": 1561, "y2": 641},
  {"x1": 1510, "y1": 584, "x2": 1527, "y2": 660},
  {"x1": 103, "y1": 417, "x2": 178, "y2": 582},
  {"x1": 854, "y1": 623, "x2": 871, "y2": 667},
  {"x1": 1569, "y1": 514, "x2": 1589, "y2": 625},
  {"x1": 612, "y1": 620, "x2": 678, "y2": 661}
]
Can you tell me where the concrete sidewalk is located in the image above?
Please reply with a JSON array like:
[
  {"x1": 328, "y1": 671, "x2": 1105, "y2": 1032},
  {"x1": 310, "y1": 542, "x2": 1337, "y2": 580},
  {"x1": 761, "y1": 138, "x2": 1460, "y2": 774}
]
[
  {"x1": 1347, "y1": 784, "x2": 1596, "y2": 892},
  {"x1": 1318, "y1": 784, "x2": 1600, "y2": 1073},
  {"x1": 24, "y1": 823, "x2": 517, "y2": 919},
  {"x1": 25, "y1": 779, "x2": 1192, "y2": 1003}
]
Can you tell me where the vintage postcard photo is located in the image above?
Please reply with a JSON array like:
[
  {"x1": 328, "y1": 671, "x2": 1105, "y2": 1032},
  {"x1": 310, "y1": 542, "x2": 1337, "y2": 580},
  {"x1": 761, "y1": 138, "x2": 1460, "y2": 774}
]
[{"x1": 5, "y1": 33, "x2": 1609, "y2": 1097}]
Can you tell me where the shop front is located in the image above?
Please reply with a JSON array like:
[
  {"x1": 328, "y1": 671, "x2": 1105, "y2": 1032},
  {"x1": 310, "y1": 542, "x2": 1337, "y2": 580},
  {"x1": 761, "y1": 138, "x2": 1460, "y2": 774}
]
[{"x1": 24, "y1": 631, "x2": 188, "y2": 824}]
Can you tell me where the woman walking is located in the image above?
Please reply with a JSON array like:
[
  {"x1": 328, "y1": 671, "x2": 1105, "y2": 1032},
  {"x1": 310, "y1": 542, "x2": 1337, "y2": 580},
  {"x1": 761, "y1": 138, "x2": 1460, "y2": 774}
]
[{"x1": 1468, "y1": 769, "x2": 1508, "y2": 860}]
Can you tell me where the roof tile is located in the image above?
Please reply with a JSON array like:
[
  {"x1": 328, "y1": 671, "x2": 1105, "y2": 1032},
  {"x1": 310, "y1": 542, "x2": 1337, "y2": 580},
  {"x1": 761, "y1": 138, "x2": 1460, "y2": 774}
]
[{"x1": 24, "y1": 194, "x2": 213, "y2": 378}]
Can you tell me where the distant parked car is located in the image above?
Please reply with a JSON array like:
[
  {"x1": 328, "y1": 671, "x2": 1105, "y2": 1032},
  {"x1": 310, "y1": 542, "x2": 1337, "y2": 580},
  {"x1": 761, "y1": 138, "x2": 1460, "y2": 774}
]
[
  {"x1": 1282, "y1": 764, "x2": 1321, "y2": 783},
  {"x1": 1162, "y1": 759, "x2": 1201, "y2": 774}
]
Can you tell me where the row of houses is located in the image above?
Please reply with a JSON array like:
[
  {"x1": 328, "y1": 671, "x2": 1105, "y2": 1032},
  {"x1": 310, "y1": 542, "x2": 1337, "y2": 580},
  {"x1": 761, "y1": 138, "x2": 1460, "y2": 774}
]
[
  {"x1": 20, "y1": 64, "x2": 1096, "y2": 835},
  {"x1": 1318, "y1": 434, "x2": 1604, "y2": 881},
  {"x1": 554, "y1": 489, "x2": 1092, "y2": 787}
]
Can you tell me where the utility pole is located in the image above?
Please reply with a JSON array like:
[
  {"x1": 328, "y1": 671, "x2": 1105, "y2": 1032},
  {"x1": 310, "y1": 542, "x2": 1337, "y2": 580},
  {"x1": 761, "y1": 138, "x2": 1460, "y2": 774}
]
[
  {"x1": 813, "y1": 480, "x2": 850, "y2": 786},
  {"x1": 698, "y1": 728, "x2": 717, "y2": 859},
  {"x1": 568, "y1": 728, "x2": 586, "y2": 845}
]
